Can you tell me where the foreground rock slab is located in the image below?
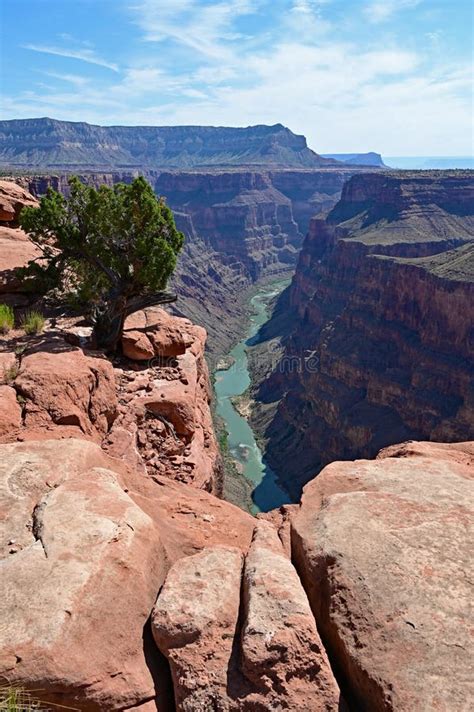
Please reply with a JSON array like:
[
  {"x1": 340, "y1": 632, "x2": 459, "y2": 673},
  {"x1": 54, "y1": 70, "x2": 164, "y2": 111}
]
[
  {"x1": 152, "y1": 546, "x2": 243, "y2": 710},
  {"x1": 292, "y1": 440, "x2": 474, "y2": 711},
  {"x1": 0, "y1": 439, "x2": 167, "y2": 711},
  {"x1": 241, "y1": 521, "x2": 340, "y2": 710}
]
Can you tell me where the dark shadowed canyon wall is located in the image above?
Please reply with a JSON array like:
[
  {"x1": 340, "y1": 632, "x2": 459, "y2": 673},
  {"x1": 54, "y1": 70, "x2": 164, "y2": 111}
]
[{"x1": 251, "y1": 171, "x2": 474, "y2": 499}]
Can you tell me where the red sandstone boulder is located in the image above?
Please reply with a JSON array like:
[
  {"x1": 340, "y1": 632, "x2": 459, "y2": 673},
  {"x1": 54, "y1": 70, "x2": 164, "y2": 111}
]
[
  {"x1": 0, "y1": 385, "x2": 21, "y2": 436},
  {"x1": 13, "y1": 346, "x2": 117, "y2": 440},
  {"x1": 291, "y1": 441, "x2": 474, "y2": 711},
  {"x1": 241, "y1": 521, "x2": 340, "y2": 710},
  {"x1": 152, "y1": 546, "x2": 244, "y2": 710},
  {"x1": 0, "y1": 438, "x2": 255, "y2": 711},
  {"x1": 0, "y1": 226, "x2": 41, "y2": 293},
  {"x1": 109, "y1": 313, "x2": 219, "y2": 492},
  {"x1": 0, "y1": 180, "x2": 38, "y2": 223},
  {"x1": 123, "y1": 308, "x2": 194, "y2": 360},
  {"x1": 0, "y1": 439, "x2": 169, "y2": 711}
]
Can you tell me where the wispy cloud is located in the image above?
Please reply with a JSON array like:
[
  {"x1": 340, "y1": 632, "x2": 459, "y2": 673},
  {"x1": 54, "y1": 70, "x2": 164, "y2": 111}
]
[
  {"x1": 22, "y1": 43, "x2": 119, "y2": 71},
  {"x1": 131, "y1": 0, "x2": 260, "y2": 59},
  {"x1": 364, "y1": 0, "x2": 422, "y2": 24}
]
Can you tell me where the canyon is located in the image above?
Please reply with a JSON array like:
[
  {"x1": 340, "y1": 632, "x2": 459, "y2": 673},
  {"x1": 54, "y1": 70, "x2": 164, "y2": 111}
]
[
  {"x1": 249, "y1": 170, "x2": 474, "y2": 498},
  {"x1": 0, "y1": 157, "x2": 472, "y2": 711},
  {"x1": 8, "y1": 165, "x2": 362, "y2": 358}
]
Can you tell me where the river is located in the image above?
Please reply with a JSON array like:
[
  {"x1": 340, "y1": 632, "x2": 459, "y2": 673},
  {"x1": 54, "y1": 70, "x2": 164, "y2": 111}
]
[{"x1": 214, "y1": 278, "x2": 291, "y2": 513}]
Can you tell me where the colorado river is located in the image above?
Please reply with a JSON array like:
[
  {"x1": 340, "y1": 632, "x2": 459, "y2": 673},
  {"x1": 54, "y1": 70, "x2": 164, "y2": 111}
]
[{"x1": 214, "y1": 279, "x2": 291, "y2": 513}]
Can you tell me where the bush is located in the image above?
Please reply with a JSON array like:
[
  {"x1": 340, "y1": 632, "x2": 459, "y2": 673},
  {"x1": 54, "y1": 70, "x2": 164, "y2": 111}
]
[
  {"x1": 21, "y1": 311, "x2": 45, "y2": 335},
  {"x1": 0, "y1": 304, "x2": 14, "y2": 334}
]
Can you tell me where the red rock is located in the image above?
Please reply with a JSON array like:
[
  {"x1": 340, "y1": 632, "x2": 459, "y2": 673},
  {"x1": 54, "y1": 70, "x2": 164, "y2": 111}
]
[
  {"x1": 291, "y1": 441, "x2": 474, "y2": 711},
  {"x1": 0, "y1": 438, "x2": 255, "y2": 711},
  {"x1": 0, "y1": 180, "x2": 38, "y2": 223},
  {"x1": 0, "y1": 439, "x2": 168, "y2": 711},
  {"x1": 109, "y1": 312, "x2": 219, "y2": 493},
  {"x1": 152, "y1": 546, "x2": 243, "y2": 710},
  {"x1": 123, "y1": 307, "x2": 194, "y2": 359},
  {"x1": 241, "y1": 521, "x2": 340, "y2": 710},
  {"x1": 0, "y1": 352, "x2": 17, "y2": 379},
  {"x1": 0, "y1": 226, "x2": 41, "y2": 293},
  {"x1": 13, "y1": 346, "x2": 117, "y2": 440},
  {"x1": 122, "y1": 329, "x2": 155, "y2": 360},
  {"x1": 0, "y1": 385, "x2": 21, "y2": 436}
]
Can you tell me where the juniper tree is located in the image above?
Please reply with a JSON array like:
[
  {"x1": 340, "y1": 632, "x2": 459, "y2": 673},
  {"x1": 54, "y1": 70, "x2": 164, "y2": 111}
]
[{"x1": 19, "y1": 176, "x2": 184, "y2": 350}]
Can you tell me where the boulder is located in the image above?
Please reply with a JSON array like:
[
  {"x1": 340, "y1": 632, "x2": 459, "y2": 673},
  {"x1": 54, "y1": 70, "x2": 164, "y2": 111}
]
[
  {"x1": 152, "y1": 546, "x2": 243, "y2": 710},
  {"x1": 0, "y1": 180, "x2": 38, "y2": 223},
  {"x1": 241, "y1": 521, "x2": 340, "y2": 710},
  {"x1": 291, "y1": 441, "x2": 474, "y2": 711},
  {"x1": 123, "y1": 308, "x2": 194, "y2": 360},
  {"x1": 0, "y1": 226, "x2": 40, "y2": 293},
  {"x1": 0, "y1": 439, "x2": 168, "y2": 711},
  {"x1": 13, "y1": 346, "x2": 117, "y2": 440},
  {"x1": 0, "y1": 438, "x2": 256, "y2": 710},
  {"x1": 0, "y1": 385, "x2": 21, "y2": 437}
]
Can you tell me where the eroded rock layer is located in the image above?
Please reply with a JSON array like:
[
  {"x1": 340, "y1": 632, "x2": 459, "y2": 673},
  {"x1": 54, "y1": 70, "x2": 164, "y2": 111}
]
[{"x1": 253, "y1": 171, "x2": 474, "y2": 497}]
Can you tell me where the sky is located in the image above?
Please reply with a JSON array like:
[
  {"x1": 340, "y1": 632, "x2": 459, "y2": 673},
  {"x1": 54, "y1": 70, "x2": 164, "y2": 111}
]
[{"x1": 0, "y1": 0, "x2": 473, "y2": 155}]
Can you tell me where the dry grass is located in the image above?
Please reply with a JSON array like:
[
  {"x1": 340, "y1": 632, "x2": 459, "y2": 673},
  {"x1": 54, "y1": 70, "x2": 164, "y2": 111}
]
[{"x1": 0, "y1": 305, "x2": 14, "y2": 335}]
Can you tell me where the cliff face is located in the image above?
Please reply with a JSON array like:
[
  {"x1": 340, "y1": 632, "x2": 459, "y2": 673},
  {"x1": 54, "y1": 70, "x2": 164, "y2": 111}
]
[
  {"x1": 0, "y1": 118, "x2": 336, "y2": 169},
  {"x1": 254, "y1": 171, "x2": 474, "y2": 498}
]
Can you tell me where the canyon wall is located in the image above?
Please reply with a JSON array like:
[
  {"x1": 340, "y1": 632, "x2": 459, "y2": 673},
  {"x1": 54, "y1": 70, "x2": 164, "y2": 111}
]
[
  {"x1": 252, "y1": 171, "x2": 474, "y2": 498},
  {"x1": 12, "y1": 167, "x2": 360, "y2": 357}
]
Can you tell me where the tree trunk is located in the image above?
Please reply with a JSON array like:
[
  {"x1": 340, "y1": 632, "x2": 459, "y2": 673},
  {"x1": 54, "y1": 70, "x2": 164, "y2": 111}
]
[{"x1": 92, "y1": 291, "x2": 177, "y2": 352}]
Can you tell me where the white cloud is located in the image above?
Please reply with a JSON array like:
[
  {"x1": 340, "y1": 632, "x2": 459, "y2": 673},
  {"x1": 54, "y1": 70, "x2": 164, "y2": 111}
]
[
  {"x1": 131, "y1": 0, "x2": 260, "y2": 59},
  {"x1": 22, "y1": 43, "x2": 119, "y2": 71},
  {"x1": 364, "y1": 0, "x2": 422, "y2": 24}
]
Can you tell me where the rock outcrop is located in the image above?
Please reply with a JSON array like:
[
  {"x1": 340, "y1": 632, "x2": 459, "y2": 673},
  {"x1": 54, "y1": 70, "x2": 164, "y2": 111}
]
[
  {"x1": 0, "y1": 438, "x2": 255, "y2": 711},
  {"x1": 291, "y1": 440, "x2": 474, "y2": 711},
  {"x1": 152, "y1": 522, "x2": 340, "y2": 711},
  {"x1": 252, "y1": 171, "x2": 474, "y2": 497},
  {"x1": 107, "y1": 307, "x2": 219, "y2": 491},
  {"x1": 0, "y1": 180, "x2": 38, "y2": 223},
  {"x1": 0, "y1": 181, "x2": 40, "y2": 301}
]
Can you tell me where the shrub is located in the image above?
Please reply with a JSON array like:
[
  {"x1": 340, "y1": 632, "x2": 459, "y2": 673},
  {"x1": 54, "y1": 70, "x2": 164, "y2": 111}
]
[
  {"x1": 0, "y1": 304, "x2": 14, "y2": 334},
  {"x1": 21, "y1": 311, "x2": 45, "y2": 335}
]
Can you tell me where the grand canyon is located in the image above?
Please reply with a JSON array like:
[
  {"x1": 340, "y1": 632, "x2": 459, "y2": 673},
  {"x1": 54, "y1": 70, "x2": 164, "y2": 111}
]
[{"x1": 0, "y1": 111, "x2": 472, "y2": 712}]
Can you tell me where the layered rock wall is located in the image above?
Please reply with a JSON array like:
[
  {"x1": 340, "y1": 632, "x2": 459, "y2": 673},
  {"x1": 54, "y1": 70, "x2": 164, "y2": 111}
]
[{"x1": 253, "y1": 171, "x2": 474, "y2": 497}]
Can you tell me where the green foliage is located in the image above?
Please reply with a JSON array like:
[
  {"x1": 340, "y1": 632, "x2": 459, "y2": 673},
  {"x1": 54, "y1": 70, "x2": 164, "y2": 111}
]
[
  {"x1": 0, "y1": 685, "x2": 41, "y2": 711},
  {"x1": 20, "y1": 310, "x2": 45, "y2": 335},
  {"x1": 19, "y1": 176, "x2": 184, "y2": 302},
  {"x1": 0, "y1": 304, "x2": 14, "y2": 334}
]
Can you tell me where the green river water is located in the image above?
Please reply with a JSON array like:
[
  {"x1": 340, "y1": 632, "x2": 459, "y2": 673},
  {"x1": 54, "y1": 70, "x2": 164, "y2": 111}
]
[{"x1": 214, "y1": 279, "x2": 291, "y2": 513}]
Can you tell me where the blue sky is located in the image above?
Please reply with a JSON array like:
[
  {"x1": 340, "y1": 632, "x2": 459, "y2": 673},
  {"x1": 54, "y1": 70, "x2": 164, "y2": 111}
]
[{"x1": 1, "y1": 0, "x2": 473, "y2": 155}]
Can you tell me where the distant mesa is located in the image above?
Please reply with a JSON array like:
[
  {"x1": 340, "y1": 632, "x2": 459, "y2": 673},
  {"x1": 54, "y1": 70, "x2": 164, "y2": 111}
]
[
  {"x1": 0, "y1": 117, "x2": 337, "y2": 169},
  {"x1": 322, "y1": 151, "x2": 386, "y2": 167}
]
